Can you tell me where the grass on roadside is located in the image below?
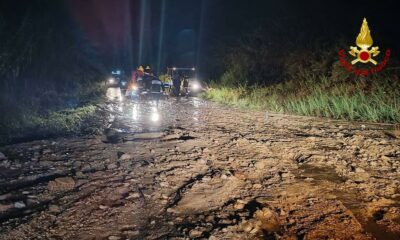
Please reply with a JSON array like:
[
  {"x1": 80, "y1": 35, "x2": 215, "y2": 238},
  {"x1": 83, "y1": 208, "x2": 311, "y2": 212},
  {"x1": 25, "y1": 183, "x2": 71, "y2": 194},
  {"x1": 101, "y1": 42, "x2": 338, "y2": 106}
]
[
  {"x1": 203, "y1": 76, "x2": 400, "y2": 123},
  {"x1": 0, "y1": 105, "x2": 101, "y2": 145},
  {"x1": 0, "y1": 83, "x2": 107, "y2": 145}
]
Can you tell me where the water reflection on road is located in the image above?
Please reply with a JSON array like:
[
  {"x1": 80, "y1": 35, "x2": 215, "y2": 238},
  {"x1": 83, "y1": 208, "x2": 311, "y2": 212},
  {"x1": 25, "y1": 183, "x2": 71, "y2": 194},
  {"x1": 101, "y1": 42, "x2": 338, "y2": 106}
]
[
  {"x1": 106, "y1": 87, "x2": 207, "y2": 134},
  {"x1": 106, "y1": 87, "x2": 123, "y2": 102}
]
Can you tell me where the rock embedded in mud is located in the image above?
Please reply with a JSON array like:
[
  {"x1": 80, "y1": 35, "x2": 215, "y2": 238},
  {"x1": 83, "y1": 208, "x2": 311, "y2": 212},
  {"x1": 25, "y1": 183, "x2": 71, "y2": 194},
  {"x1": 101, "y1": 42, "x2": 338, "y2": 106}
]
[
  {"x1": 234, "y1": 202, "x2": 245, "y2": 210},
  {"x1": 119, "y1": 153, "x2": 132, "y2": 161},
  {"x1": 108, "y1": 236, "x2": 121, "y2": 240},
  {"x1": 14, "y1": 201, "x2": 26, "y2": 209},
  {"x1": 254, "y1": 208, "x2": 280, "y2": 232},
  {"x1": 48, "y1": 177, "x2": 76, "y2": 191},
  {"x1": 189, "y1": 229, "x2": 203, "y2": 238},
  {"x1": 0, "y1": 203, "x2": 13, "y2": 212},
  {"x1": 241, "y1": 221, "x2": 254, "y2": 232},
  {"x1": 127, "y1": 192, "x2": 141, "y2": 199},
  {"x1": 352, "y1": 172, "x2": 370, "y2": 183},
  {"x1": 48, "y1": 204, "x2": 61, "y2": 213}
]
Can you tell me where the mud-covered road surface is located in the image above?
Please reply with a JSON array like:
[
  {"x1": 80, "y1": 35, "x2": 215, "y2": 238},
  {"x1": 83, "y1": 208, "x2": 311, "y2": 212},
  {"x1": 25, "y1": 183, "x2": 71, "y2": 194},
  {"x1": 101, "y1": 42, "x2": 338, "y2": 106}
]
[{"x1": 1, "y1": 89, "x2": 400, "y2": 239}]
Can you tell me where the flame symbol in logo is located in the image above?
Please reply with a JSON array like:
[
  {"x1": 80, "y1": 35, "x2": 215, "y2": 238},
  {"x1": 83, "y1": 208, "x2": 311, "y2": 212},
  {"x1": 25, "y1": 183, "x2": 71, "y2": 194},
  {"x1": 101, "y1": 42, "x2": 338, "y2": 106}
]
[
  {"x1": 349, "y1": 18, "x2": 380, "y2": 65},
  {"x1": 356, "y1": 18, "x2": 373, "y2": 49}
]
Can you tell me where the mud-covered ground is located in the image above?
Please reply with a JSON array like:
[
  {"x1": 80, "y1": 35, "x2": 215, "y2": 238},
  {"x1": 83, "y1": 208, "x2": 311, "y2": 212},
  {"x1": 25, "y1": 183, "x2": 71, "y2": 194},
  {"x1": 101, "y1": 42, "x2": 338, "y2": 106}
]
[{"x1": 1, "y1": 91, "x2": 400, "y2": 240}]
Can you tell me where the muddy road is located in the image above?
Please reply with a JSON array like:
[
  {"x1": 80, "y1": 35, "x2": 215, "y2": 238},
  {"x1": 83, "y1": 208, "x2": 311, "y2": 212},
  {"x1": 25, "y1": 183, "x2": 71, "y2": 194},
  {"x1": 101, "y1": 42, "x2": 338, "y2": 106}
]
[{"x1": 0, "y1": 90, "x2": 400, "y2": 240}]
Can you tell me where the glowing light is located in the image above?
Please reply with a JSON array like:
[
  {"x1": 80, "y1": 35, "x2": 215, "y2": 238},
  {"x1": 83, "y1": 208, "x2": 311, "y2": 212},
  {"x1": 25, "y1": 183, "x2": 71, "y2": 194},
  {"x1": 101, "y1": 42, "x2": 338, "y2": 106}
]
[
  {"x1": 157, "y1": 0, "x2": 167, "y2": 73},
  {"x1": 191, "y1": 82, "x2": 201, "y2": 91},
  {"x1": 108, "y1": 78, "x2": 115, "y2": 83},
  {"x1": 150, "y1": 106, "x2": 160, "y2": 122},
  {"x1": 132, "y1": 105, "x2": 139, "y2": 120},
  {"x1": 192, "y1": 67, "x2": 196, "y2": 71},
  {"x1": 151, "y1": 112, "x2": 160, "y2": 122},
  {"x1": 173, "y1": 67, "x2": 177, "y2": 71}
]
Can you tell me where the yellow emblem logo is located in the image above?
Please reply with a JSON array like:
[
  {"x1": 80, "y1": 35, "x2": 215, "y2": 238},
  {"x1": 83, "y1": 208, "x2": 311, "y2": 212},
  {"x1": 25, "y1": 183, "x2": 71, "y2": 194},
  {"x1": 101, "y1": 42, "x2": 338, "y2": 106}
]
[{"x1": 349, "y1": 18, "x2": 380, "y2": 65}]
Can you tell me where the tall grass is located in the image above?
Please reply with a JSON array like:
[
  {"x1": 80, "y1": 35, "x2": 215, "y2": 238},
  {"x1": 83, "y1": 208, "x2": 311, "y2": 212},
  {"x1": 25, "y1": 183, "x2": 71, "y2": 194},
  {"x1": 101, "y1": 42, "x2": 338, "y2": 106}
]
[{"x1": 204, "y1": 75, "x2": 400, "y2": 123}]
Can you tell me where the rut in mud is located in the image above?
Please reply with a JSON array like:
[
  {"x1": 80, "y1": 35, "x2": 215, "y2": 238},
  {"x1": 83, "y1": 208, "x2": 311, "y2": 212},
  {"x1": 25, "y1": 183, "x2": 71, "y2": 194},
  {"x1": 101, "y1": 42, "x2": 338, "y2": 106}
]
[{"x1": 1, "y1": 95, "x2": 400, "y2": 239}]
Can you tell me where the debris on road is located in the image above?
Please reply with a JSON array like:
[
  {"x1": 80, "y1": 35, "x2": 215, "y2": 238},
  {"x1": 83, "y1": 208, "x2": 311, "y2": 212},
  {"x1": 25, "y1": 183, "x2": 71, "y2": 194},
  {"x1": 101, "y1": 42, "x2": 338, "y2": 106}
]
[{"x1": 0, "y1": 98, "x2": 399, "y2": 239}]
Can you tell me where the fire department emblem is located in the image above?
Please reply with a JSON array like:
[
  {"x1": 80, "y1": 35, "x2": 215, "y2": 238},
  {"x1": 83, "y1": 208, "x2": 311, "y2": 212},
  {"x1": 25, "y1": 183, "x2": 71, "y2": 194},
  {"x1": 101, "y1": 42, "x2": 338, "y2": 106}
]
[{"x1": 349, "y1": 18, "x2": 380, "y2": 65}]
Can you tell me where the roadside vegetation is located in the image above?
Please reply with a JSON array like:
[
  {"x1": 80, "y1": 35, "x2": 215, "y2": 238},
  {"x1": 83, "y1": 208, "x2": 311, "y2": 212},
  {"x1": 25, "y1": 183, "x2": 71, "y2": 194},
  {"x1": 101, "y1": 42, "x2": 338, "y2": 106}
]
[
  {"x1": 204, "y1": 26, "x2": 400, "y2": 123},
  {"x1": 0, "y1": 1, "x2": 106, "y2": 145}
]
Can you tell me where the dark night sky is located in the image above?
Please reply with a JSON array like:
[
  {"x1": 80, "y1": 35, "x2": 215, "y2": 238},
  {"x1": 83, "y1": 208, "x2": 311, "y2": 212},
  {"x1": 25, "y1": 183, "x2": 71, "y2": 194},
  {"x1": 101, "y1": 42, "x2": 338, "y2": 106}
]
[{"x1": 64, "y1": 0, "x2": 399, "y2": 75}]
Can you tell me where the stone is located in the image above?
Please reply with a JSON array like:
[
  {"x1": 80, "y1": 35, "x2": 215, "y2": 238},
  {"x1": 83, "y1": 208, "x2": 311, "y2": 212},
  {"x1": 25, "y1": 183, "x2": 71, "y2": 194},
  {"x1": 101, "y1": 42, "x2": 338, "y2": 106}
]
[
  {"x1": 49, "y1": 205, "x2": 61, "y2": 213},
  {"x1": 234, "y1": 202, "x2": 245, "y2": 210},
  {"x1": 160, "y1": 182, "x2": 169, "y2": 187},
  {"x1": 14, "y1": 201, "x2": 26, "y2": 209},
  {"x1": 0, "y1": 193, "x2": 12, "y2": 201},
  {"x1": 352, "y1": 172, "x2": 370, "y2": 183},
  {"x1": 73, "y1": 161, "x2": 82, "y2": 168},
  {"x1": 0, "y1": 152, "x2": 6, "y2": 160},
  {"x1": 116, "y1": 187, "x2": 130, "y2": 197},
  {"x1": 242, "y1": 221, "x2": 253, "y2": 232},
  {"x1": 355, "y1": 167, "x2": 365, "y2": 173},
  {"x1": 254, "y1": 208, "x2": 280, "y2": 232},
  {"x1": 99, "y1": 205, "x2": 109, "y2": 210},
  {"x1": 127, "y1": 192, "x2": 141, "y2": 199},
  {"x1": 166, "y1": 208, "x2": 175, "y2": 213},
  {"x1": 0, "y1": 203, "x2": 13, "y2": 212},
  {"x1": 189, "y1": 229, "x2": 203, "y2": 238},
  {"x1": 108, "y1": 236, "x2": 121, "y2": 240},
  {"x1": 42, "y1": 149, "x2": 52, "y2": 154},
  {"x1": 198, "y1": 159, "x2": 207, "y2": 164},
  {"x1": 119, "y1": 153, "x2": 133, "y2": 161},
  {"x1": 48, "y1": 177, "x2": 76, "y2": 191}
]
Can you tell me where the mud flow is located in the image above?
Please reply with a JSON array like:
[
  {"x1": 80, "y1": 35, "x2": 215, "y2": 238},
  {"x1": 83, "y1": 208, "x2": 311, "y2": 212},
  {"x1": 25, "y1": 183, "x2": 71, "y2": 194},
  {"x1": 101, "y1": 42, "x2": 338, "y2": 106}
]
[{"x1": 1, "y1": 97, "x2": 399, "y2": 239}]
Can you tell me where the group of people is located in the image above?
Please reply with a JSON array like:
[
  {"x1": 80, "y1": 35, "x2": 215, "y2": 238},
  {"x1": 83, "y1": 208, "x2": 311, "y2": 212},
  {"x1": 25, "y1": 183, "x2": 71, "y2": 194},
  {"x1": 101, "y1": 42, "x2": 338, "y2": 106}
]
[
  {"x1": 172, "y1": 73, "x2": 189, "y2": 97},
  {"x1": 127, "y1": 65, "x2": 190, "y2": 98}
]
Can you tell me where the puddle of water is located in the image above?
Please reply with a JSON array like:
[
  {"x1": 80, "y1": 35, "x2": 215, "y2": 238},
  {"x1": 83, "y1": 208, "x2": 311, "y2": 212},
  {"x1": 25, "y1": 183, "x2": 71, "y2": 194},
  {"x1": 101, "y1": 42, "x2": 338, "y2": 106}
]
[{"x1": 298, "y1": 164, "x2": 400, "y2": 240}]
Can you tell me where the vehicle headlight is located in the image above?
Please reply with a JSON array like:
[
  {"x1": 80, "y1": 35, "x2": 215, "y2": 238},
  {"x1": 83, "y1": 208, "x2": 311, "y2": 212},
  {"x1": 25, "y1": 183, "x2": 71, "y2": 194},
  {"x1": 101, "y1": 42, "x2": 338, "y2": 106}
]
[
  {"x1": 108, "y1": 78, "x2": 115, "y2": 83},
  {"x1": 191, "y1": 82, "x2": 201, "y2": 91}
]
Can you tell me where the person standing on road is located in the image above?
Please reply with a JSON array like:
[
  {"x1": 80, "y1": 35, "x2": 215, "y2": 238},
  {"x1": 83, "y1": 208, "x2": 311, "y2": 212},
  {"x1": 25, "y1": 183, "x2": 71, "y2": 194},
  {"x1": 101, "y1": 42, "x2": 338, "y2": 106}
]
[
  {"x1": 172, "y1": 73, "x2": 181, "y2": 97},
  {"x1": 183, "y1": 77, "x2": 189, "y2": 97}
]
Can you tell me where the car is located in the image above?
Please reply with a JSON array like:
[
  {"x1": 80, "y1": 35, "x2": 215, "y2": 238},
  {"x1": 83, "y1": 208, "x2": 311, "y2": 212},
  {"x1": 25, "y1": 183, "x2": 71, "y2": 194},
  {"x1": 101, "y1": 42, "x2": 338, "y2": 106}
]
[
  {"x1": 126, "y1": 73, "x2": 165, "y2": 101},
  {"x1": 166, "y1": 67, "x2": 205, "y2": 96},
  {"x1": 107, "y1": 70, "x2": 128, "y2": 88}
]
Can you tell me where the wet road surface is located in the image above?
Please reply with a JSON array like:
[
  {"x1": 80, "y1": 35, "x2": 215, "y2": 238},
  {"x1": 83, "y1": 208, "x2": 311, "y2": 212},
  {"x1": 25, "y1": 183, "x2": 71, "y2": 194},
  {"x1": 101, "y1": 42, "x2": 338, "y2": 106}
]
[{"x1": 0, "y1": 88, "x2": 400, "y2": 239}]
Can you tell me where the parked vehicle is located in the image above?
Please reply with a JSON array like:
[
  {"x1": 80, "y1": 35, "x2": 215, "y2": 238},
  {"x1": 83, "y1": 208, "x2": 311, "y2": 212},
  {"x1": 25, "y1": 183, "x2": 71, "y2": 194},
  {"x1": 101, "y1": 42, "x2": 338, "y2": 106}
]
[
  {"x1": 166, "y1": 67, "x2": 204, "y2": 96},
  {"x1": 126, "y1": 67, "x2": 164, "y2": 100},
  {"x1": 107, "y1": 70, "x2": 128, "y2": 93}
]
